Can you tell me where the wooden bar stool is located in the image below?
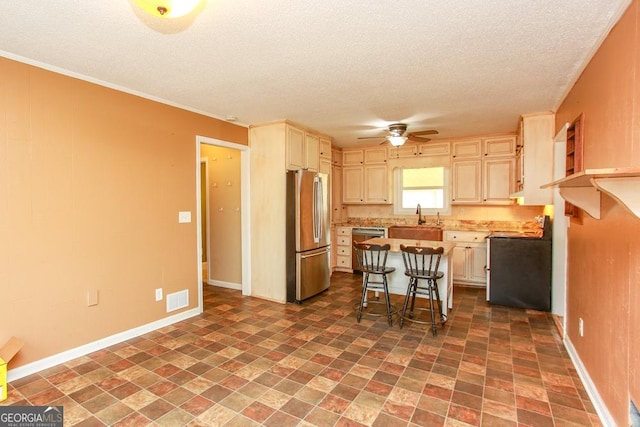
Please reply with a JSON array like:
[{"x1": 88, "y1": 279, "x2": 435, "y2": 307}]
[
  {"x1": 399, "y1": 244, "x2": 447, "y2": 336},
  {"x1": 352, "y1": 241, "x2": 396, "y2": 326}
]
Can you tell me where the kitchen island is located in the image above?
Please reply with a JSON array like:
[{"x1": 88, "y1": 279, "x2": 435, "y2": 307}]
[{"x1": 361, "y1": 237, "x2": 455, "y2": 315}]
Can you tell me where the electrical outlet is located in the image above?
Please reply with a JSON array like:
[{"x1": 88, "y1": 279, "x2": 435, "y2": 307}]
[
  {"x1": 579, "y1": 318, "x2": 584, "y2": 337},
  {"x1": 155, "y1": 288, "x2": 163, "y2": 302}
]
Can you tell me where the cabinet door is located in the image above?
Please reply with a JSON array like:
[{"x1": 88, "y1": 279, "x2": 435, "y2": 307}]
[
  {"x1": 342, "y1": 166, "x2": 364, "y2": 203},
  {"x1": 320, "y1": 138, "x2": 332, "y2": 160},
  {"x1": 343, "y1": 149, "x2": 364, "y2": 166},
  {"x1": 389, "y1": 145, "x2": 417, "y2": 159},
  {"x1": 452, "y1": 246, "x2": 467, "y2": 282},
  {"x1": 286, "y1": 126, "x2": 305, "y2": 170},
  {"x1": 483, "y1": 136, "x2": 516, "y2": 157},
  {"x1": 364, "y1": 147, "x2": 387, "y2": 164},
  {"x1": 452, "y1": 160, "x2": 482, "y2": 204},
  {"x1": 332, "y1": 148, "x2": 343, "y2": 166},
  {"x1": 320, "y1": 159, "x2": 331, "y2": 175},
  {"x1": 452, "y1": 140, "x2": 481, "y2": 159},
  {"x1": 331, "y1": 165, "x2": 343, "y2": 222},
  {"x1": 418, "y1": 141, "x2": 450, "y2": 156},
  {"x1": 469, "y1": 245, "x2": 488, "y2": 283},
  {"x1": 364, "y1": 165, "x2": 389, "y2": 203},
  {"x1": 483, "y1": 158, "x2": 515, "y2": 204},
  {"x1": 305, "y1": 133, "x2": 320, "y2": 171}
]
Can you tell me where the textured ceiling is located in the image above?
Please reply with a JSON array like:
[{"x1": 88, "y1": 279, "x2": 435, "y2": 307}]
[{"x1": 0, "y1": 0, "x2": 631, "y2": 147}]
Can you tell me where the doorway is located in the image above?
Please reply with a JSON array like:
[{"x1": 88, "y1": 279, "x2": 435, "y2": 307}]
[{"x1": 196, "y1": 136, "x2": 251, "y2": 312}]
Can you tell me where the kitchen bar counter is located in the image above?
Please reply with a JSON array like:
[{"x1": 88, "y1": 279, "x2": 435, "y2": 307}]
[
  {"x1": 361, "y1": 237, "x2": 455, "y2": 254},
  {"x1": 361, "y1": 237, "x2": 454, "y2": 315}
]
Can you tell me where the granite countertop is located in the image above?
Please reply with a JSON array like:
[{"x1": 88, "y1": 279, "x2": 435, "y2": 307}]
[
  {"x1": 334, "y1": 218, "x2": 541, "y2": 234},
  {"x1": 361, "y1": 237, "x2": 455, "y2": 254}
]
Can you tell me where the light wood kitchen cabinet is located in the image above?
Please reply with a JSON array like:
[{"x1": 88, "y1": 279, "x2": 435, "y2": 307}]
[
  {"x1": 343, "y1": 149, "x2": 364, "y2": 166},
  {"x1": 334, "y1": 227, "x2": 353, "y2": 272},
  {"x1": 305, "y1": 133, "x2": 320, "y2": 171},
  {"x1": 342, "y1": 164, "x2": 390, "y2": 204},
  {"x1": 483, "y1": 136, "x2": 516, "y2": 157},
  {"x1": 363, "y1": 147, "x2": 387, "y2": 164},
  {"x1": 286, "y1": 125, "x2": 306, "y2": 170},
  {"x1": 285, "y1": 124, "x2": 324, "y2": 172},
  {"x1": 419, "y1": 141, "x2": 450, "y2": 156},
  {"x1": 511, "y1": 112, "x2": 555, "y2": 205},
  {"x1": 320, "y1": 137, "x2": 332, "y2": 160},
  {"x1": 331, "y1": 163, "x2": 344, "y2": 223},
  {"x1": 342, "y1": 147, "x2": 390, "y2": 204},
  {"x1": 483, "y1": 157, "x2": 516, "y2": 204},
  {"x1": 452, "y1": 139, "x2": 482, "y2": 159},
  {"x1": 451, "y1": 160, "x2": 482, "y2": 203},
  {"x1": 364, "y1": 165, "x2": 390, "y2": 203},
  {"x1": 388, "y1": 141, "x2": 450, "y2": 158},
  {"x1": 388, "y1": 144, "x2": 417, "y2": 159},
  {"x1": 445, "y1": 231, "x2": 488, "y2": 286},
  {"x1": 451, "y1": 135, "x2": 516, "y2": 205},
  {"x1": 332, "y1": 148, "x2": 342, "y2": 166}
]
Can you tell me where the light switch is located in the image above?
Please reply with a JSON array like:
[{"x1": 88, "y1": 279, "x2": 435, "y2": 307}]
[
  {"x1": 178, "y1": 211, "x2": 191, "y2": 223},
  {"x1": 87, "y1": 290, "x2": 99, "y2": 307}
]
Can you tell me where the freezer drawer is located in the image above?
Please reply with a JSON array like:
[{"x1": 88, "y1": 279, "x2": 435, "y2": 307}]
[{"x1": 293, "y1": 247, "x2": 330, "y2": 302}]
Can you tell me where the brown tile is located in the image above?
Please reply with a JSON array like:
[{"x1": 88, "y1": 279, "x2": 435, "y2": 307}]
[
  {"x1": 139, "y1": 398, "x2": 175, "y2": 420},
  {"x1": 180, "y1": 395, "x2": 214, "y2": 416},
  {"x1": 3, "y1": 281, "x2": 600, "y2": 427}
]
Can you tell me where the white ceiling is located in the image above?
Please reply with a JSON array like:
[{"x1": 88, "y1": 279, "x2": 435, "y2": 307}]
[{"x1": 0, "y1": 1, "x2": 631, "y2": 147}]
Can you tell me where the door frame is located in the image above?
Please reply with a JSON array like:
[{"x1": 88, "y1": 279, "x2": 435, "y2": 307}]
[
  {"x1": 552, "y1": 123, "x2": 569, "y2": 322},
  {"x1": 196, "y1": 136, "x2": 251, "y2": 312}
]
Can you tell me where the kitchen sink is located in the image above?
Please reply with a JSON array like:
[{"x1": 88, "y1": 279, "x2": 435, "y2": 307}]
[{"x1": 388, "y1": 225, "x2": 443, "y2": 241}]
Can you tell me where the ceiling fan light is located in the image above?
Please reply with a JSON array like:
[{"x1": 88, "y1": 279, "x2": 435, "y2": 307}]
[
  {"x1": 388, "y1": 136, "x2": 407, "y2": 146},
  {"x1": 133, "y1": 0, "x2": 201, "y2": 18}
]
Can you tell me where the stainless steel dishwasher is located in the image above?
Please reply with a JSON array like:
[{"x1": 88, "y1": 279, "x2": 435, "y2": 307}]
[{"x1": 351, "y1": 227, "x2": 387, "y2": 273}]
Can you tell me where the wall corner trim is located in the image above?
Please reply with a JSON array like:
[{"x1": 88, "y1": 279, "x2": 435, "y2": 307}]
[
  {"x1": 564, "y1": 336, "x2": 615, "y2": 426},
  {"x1": 7, "y1": 308, "x2": 201, "y2": 383}
]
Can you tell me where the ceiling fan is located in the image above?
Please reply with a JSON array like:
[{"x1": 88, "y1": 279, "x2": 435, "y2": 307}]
[{"x1": 357, "y1": 123, "x2": 439, "y2": 147}]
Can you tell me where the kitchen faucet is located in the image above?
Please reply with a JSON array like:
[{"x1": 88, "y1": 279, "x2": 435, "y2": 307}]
[
  {"x1": 416, "y1": 204, "x2": 426, "y2": 225},
  {"x1": 435, "y1": 212, "x2": 441, "y2": 226}
]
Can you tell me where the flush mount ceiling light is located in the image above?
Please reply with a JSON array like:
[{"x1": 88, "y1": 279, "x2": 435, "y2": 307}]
[{"x1": 133, "y1": 0, "x2": 202, "y2": 18}]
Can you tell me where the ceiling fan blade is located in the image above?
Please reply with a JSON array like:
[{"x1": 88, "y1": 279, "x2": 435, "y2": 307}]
[
  {"x1": 409, "y1": 129, "x2": 439, "y2": 137},
  {"x1": 408, "y1": 135, "x2": 431, "y2": 143},
  {"x1": 357, "y1": 136, "x2": 386, "y2": 140}
]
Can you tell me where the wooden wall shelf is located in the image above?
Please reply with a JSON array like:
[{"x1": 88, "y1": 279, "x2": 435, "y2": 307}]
[{"x1": 541, "y1": 167, "x2": 640, "y2": 219}]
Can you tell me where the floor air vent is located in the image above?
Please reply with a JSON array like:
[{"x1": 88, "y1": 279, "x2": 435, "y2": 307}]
[{"x1": 166, "y1": 290, "x2": 189, "y2": 312}]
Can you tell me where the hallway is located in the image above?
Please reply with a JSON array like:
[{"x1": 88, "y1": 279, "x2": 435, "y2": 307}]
[{"x1": 4, "y1": 273, "x2": 599, "y2": 426}]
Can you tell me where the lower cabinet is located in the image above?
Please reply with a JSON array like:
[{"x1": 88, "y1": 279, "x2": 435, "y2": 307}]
[
  {"x1": 445, "y1": 231, "x2": 489, "y2": 286},
  {"x1": 334, "y1": 227, "x2": 353, "y2": 272}
]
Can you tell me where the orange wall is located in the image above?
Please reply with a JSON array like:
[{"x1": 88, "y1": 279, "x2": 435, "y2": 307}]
[
  {"x1": 556, "y1": 1, "x2": 640, "y2": 423},
  {"x1": 0, "y1": 57, "x2": 247, "y2": 368}
]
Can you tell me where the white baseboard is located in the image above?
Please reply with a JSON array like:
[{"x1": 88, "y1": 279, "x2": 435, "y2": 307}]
[
  {"x1": 8, "y1": 307, "x2": 201, "y2": 382},
  {"x1": 207, "y1": 280, "x2": 241, "y2": 291},
  {"x1": 564, "y1": 336, "x2": 615, "y2": 426}
]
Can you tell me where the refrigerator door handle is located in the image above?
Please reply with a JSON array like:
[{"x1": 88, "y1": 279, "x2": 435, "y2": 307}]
[
  {"x1": 313, "y1": 177, "x2": 321, "y2": 243},
  {"x1": 300, "y1": 247, "x2": 329, "y2": 260}
]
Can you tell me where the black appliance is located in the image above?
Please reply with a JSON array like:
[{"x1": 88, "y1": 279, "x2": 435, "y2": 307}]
[{"x1": 486, "y1": 216, "x2": 552, "y2": 311}]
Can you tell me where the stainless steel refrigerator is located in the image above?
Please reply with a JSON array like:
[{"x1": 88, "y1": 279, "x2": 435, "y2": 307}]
[{"x1": 286, "y1": 170, "x2": 331, "y2": 303}]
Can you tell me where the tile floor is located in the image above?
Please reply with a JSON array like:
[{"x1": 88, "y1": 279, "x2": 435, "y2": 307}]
[{"x1": 3, "y1": 273, "x2": 601, "y2": 426}]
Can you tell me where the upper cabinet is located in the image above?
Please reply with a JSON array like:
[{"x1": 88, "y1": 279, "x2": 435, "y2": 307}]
[
  {"x1": 319, "y1": 137, "x2": 332, "y2": 161},
  {"x1": 451, "y1": 136, "x2": 516, "y2": 205},
  {"x1": 452, "y1": 139, "x2": 483, "y2": 159},
  {"x1": 388, "y1": 141, "x2": 450, "y2": 159},
  {"x1": 285, "y1": 123, "x2": 328, "y2": 172},
  {"x1": 511, "y1": 112, "x2": 555, "y2": 205},
  {"x1": 342, "y1": 147, "x2": 390, "y2": 204}
]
